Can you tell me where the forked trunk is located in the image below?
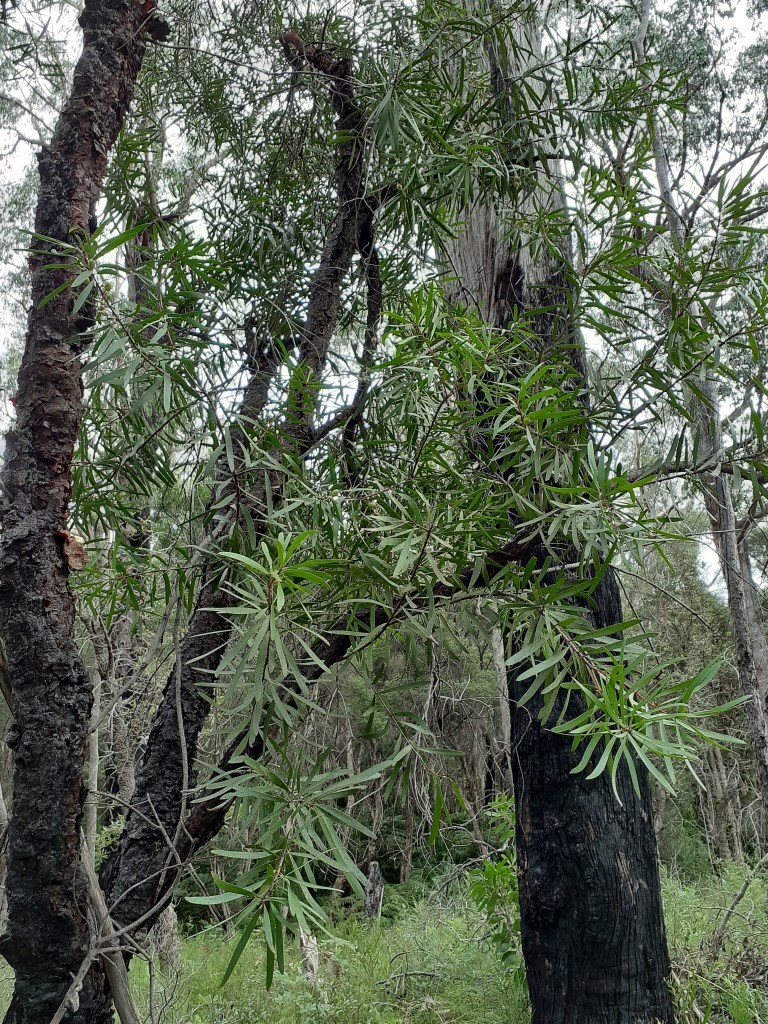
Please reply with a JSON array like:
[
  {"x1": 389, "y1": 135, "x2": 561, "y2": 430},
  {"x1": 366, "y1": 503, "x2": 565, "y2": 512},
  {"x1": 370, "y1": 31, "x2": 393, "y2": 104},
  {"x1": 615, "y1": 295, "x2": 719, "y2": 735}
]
[{"x1": 73, "y1": 38, "x2": 381, "y2": 1024}]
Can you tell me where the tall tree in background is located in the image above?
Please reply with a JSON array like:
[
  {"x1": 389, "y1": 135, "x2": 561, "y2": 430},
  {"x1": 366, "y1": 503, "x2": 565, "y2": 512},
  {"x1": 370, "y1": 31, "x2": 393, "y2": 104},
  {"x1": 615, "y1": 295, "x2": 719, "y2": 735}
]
[{"x1": 636, "y1": 0, "x2": 768, "y2": 826}]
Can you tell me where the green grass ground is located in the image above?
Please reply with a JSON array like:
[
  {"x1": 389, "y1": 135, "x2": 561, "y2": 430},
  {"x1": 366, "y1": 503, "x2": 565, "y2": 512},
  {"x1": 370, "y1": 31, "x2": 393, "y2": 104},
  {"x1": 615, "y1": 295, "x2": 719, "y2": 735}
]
[
  {"x1": 3, "y1": 868, "x2": 768, "y2": 1022},
  {"x1": 133, "y1": 890, "x2": 530, "y2": 1024},
  {"x1": 129, "y1": 869, "x2": 768, "y2": 1024}
]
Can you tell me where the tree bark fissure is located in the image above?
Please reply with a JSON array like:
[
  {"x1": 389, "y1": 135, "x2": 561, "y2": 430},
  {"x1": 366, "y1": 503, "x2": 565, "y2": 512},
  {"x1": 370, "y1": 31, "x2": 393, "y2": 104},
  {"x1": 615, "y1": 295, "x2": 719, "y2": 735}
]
[{"x1": 507, "y1": 554, "x2": 673, "y2": 1023}]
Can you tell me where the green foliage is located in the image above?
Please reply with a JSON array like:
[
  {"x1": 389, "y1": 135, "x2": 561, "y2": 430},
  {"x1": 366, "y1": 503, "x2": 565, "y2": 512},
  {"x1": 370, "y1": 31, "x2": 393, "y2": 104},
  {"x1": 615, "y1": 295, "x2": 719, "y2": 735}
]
[
  {"x1": 6, "y1": 0, "x2": 768, "y2": 1001},
  {"x1": 121, "y1": 872, "x2": 768, "y2": 1024},
  {"x1": 36, "y1": 0, "x2": 763, "y2": 833},
  {"x1": 94, "y1": 815, "x2": 126, "y2": 871},
  {"x1": 466, "y1": 797, "x2": 523, "y2": 977},
  {"x1": 188, "y1": 750, "x2": 402, "y2": 986},
  {"x1": 664, "y1": 866, "x2": 768, "y2": 1024}
]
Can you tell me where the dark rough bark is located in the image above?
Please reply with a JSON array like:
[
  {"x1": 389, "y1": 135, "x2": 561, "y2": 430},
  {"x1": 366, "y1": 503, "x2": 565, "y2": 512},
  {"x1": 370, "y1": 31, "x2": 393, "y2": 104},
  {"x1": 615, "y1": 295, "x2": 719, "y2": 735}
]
[
  {"x1": 100, "y1": 599, "x2": 226, "y2": 929},
  {"x1": 509, "y1": 563, "x2": 673, "y2": 1024},
  {"x1": 463, "y1": 281, "x2": 677, "y2": 1022},
  {"x1": 503, "y1": 311, "x2": 674, "y2": 1022},
  {"x1": 99, "y1": 44, "x2": 370, "y2": 926},
  {"x1": 84, "y1": 367, "x2": 276, "y2": 1024},
  {"x1": 0, "y1": 3, "x2": 147, "y2": 1023}
]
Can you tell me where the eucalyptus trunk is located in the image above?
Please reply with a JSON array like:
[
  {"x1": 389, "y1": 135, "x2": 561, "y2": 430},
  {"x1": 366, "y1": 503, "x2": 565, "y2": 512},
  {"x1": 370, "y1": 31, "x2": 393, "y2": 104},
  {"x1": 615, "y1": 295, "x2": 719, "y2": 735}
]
[
  {"x1": 0, "y1": 4, "x2": 149, "y2": 1021},
  {"x1": 705, "y1": 483, "x2": 768, "y2": 820},
  {"x1": 635, "y1": 0, "x2": 768, "y2": 839},
  {"x1": 449, "y1": 5, "x2": 674, "y2": 1021}
]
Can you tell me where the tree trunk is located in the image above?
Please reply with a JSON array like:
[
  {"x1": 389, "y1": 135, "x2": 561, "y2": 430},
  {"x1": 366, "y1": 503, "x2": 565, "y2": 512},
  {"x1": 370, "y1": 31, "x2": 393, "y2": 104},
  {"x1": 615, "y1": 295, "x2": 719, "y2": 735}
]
[
  {"x1": 0, "y1": 5, "x2": 148, "y2": 1023},
  {"x1": 636, "y1": 0, "x2": 768, "y2": 840},
  {"x1": 510, "y1": 709, "x2": 673, "y2": 1022},
  {"x1": 491, "y1": 626, "x2": 513, "y2": 793},
  {"x1": 448, "y1": 5, "x2": 674, "y2": 1021},
  {"x1": 0, "y1": 779, "x2": 9, "y2": 938},
  {"x1": 73, "y1": 42, "x2": 380, "y2": 1024},
  {"x1": 299, "y1": 930, "x2": 320, "y2": 985},
  {"x1": 704, "y1": 746, "x2": 732, "y2": 862},
  {"x1": 148, "y1": 905, "x2": 181, "y2": 974},
  {"x1": 400, "y1": 779, "x2": 414, "y2": 884},
  {"x1": 84, "y1": 672, "x2": 101, "y2": 867},
  {"x1": 509, "y1": 571, "x2": 673, "y2": 1024},
  {"x1": 364, "y1": 786, "x2": 384, "y2": 865},
  {"x1": 363, "y1": 861, "x2": 383, "y2": 921},
  {"x1": 706, "y1": 486, "x2": 768, "y2": 821}
]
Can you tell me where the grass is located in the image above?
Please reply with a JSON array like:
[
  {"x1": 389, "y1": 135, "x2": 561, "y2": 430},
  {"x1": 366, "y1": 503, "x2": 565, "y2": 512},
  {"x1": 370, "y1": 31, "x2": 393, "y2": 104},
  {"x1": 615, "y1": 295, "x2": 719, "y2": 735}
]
[
  {"x1": 662, "y1": 867, "x2": 768, "y2": 1023},
  {"x1": 126, "y1": 867, "x2": 768, "y2": 1024},
  {"x1": 132, "y1": 890, "x2": 530, "y2": 1024},
  {"x1": 3, "y1": 868, "x2": 768, "y2": 1022}
]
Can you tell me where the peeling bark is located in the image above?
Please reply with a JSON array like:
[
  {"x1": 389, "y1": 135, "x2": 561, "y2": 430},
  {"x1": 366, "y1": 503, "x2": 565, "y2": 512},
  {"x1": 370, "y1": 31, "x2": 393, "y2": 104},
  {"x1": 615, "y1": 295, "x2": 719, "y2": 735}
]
[{"x1": 0, "y1": 3, "x2": 148, "y2": 1022}]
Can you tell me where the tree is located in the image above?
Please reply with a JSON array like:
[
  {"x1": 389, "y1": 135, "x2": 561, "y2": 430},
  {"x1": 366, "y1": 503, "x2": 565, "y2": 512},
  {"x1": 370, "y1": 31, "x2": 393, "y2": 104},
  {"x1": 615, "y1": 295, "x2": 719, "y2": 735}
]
[
  {"x1": 0, "y1": 5, "x2": 150, "y2": 1021},
  {"x1": 444, "y1": 5, "x2": 673, "y2": 1019},
  {"x1": 0, "y1": 2, "x2": 764, "y2": 1024}
]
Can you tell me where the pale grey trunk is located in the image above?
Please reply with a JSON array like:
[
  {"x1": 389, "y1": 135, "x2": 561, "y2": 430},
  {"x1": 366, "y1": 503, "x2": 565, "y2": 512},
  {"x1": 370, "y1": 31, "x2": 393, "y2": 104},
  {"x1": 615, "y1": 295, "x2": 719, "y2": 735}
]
[
  {"x1": 704, "y1": 746, "x2": 731, "y2": 861},
  {"x1": 491, "y1": 626, "x2": 513, "y2": 792},
  {"x1": 84, "y1": 672, "x2": 101, "y2": 866},
  {"x1": 707, "y1": 486, "x2": 768, "y2": 813},
  {"x1": 363, "y1": 786, "x2": 384, "y2": 864},
  {"x1": 299, "y1": 930, "x2": 320, "y2": 985},
  {"x1": 148, "y1": 905, "x2": 181, "y2": 973},
  {"x1": 643, "y1": 16, "x2": 768, "y2": 819},
  {"x1": 363, "y1": 861, "x2": 383, "y2": 921},
  {"x1": 638, "y1": 0, "x2": 768, "y2": 827}
]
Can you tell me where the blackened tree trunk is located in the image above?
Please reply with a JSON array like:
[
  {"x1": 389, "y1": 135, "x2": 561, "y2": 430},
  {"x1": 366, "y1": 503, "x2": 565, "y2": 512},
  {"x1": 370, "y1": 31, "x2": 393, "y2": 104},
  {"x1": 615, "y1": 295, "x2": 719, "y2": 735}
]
[
  {"x1": 99, "y1": 39, "x2": 374, "y2": 930},
  {"x1": 73, "y1": 36, "x2": 381, "y2": 1024},
  {"x1": 0, "y1": 3, "x2": 149, "y2": 1022},
  {"x1": 449, "y1": 4, "x2": 674, "y2": 1021},
  {"x1": 509, "y1": 568, "x2": 673, "y2": 1024}
]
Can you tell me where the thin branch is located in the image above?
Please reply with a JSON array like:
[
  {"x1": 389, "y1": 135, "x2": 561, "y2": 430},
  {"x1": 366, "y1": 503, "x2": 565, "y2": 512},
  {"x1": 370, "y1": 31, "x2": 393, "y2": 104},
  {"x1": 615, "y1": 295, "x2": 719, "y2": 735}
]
[{"x1": 710, "y1": 851, "x2": 768, "y2": 952}]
